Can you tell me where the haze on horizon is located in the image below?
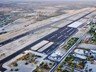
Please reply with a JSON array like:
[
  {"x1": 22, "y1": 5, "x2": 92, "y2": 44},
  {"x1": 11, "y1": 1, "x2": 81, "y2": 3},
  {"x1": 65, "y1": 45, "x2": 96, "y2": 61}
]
[{"x1": 0, "y1": 0, "x2": 96, "y2": 2}]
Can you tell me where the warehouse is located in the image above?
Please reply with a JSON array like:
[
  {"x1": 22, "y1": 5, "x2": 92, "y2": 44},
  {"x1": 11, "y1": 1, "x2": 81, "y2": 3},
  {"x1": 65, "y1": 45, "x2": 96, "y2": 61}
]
[
  {"x1": 68, "y1": 21, "x2": 84, "y2": 28},
  {"x1": 68, "y1": 18, "x2": 87, "y2": 28}
]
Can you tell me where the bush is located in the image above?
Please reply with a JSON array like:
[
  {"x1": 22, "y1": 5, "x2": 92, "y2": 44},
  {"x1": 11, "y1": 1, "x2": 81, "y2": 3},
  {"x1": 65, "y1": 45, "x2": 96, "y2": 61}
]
[
  {"x1": 13, "y1": 62, "x2": 18, "y2": 67},
  {"x1": 15, "y1": 69, "x2": 19, "y2": 71}
]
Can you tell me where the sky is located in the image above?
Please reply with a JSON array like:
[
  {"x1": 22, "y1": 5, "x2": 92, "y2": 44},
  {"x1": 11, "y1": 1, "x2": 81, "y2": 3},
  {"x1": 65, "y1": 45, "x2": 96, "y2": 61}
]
[
  {"x1": 0, "y1": 0, "x2": 96, "y2": 2},
  {"x1": 0, "y1": 0, "x2": 96, "y2": 3}
]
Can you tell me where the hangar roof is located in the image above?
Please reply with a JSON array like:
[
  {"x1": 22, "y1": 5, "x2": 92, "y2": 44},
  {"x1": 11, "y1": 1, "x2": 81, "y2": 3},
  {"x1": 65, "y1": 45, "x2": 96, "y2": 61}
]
[{"x1": 68, "y1": 21, "x2": 83, "y2": 28}]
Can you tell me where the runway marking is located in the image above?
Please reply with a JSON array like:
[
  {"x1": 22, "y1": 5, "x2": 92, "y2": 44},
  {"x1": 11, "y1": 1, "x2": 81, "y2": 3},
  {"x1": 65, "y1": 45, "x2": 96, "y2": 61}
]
[
  {"x1": 67, "y1": 28, "x2": 73, "y2": 33},
  {"x1": 69, "y1": 30, "x2": 76, "y2": 35},
  {"x1": 48, "y1": 35, "x2": 56, "y2": 40},
  {"x1": 57, "y1": 35, "x2": 63, "y2": 39}
]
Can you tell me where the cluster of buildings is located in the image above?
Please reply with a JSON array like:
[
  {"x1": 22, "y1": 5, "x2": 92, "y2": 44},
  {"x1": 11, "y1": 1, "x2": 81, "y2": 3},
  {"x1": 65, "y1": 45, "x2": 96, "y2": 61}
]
[
  {"x1": 3, "y1": 50, "x2": 54, "y2": 72},
  {"x1": 55, "y1": 18, "x2": 96, "y2": 72}
]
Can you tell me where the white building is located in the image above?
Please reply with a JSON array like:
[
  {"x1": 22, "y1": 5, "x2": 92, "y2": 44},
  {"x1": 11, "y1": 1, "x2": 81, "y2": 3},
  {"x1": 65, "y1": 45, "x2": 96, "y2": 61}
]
[
  {"x1": 73, "y1": 54, "x2": 87, "y2": 60},
  {"x1": 74, "y1": 49, "x2": 88, "y2": 55},
  {"x1": 73, "y1": 49, "x2": 87, "y2": 60}
]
